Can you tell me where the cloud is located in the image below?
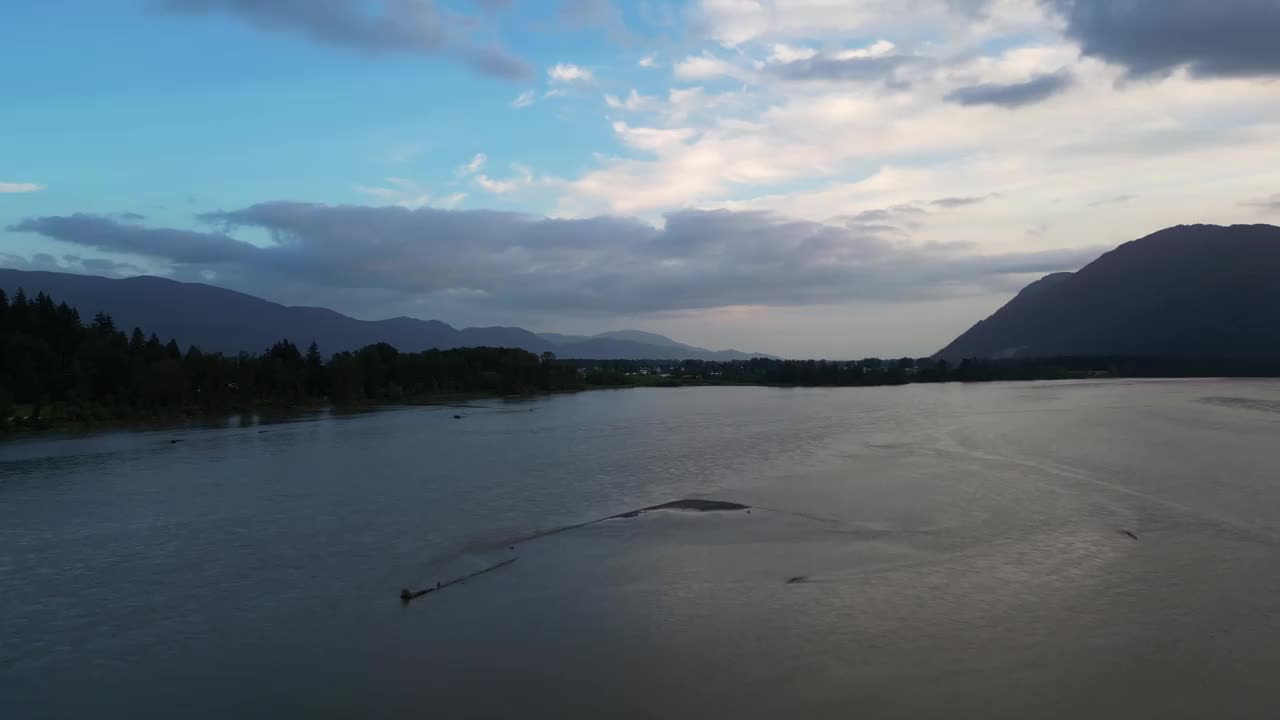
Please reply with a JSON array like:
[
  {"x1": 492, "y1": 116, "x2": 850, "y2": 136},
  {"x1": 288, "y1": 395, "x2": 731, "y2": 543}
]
[
  {"x1": 474, "y1": 164, "x2": 536, "y2": 194},
  {"x1": 674, "y1": 52, "x2": 746, "y2": 81},
  {"x1": 9, "y1": 214, "x2": 258, "y2": 264},
  {"x1": 0, "y1": 252, "x2": 146, "y2": 277},
  {"x1": 1241, "y1": 193, "x2": 1280, "y2": 213},
  {"x1": 352, "y1": 177, "x2": 434, "y2": 209},
  {"x1": 10, "y1": 203, "x2": 1102, "y2": 315},
  {"x1": 694, "y1": 0, "x2": 1021, "y2": 46},
  {"x1": 944, "y1": 69, "x2": 1073, "y2": 107},
  {"x1": 511, "y1": 89, "x2": 536, "y2": 108},
  {"x1": 558, "y1": 0, "x2": 635, "y2": 42},
  {"x1": 604, "y1": 90, "x2": 659, "y2": 112},
  {"x1": 459, "y1": 153, "x2": 488, "y2": 175},
  {"x1": 158, "y1": 0, "x2": 530, "y2": 79},
  {"x1": 1088, "y1": 194, "x2": 1136, "y2": 208},
  {"x1": 436, "y1": 193, "x2": 467, "y2": 209},
  {"x1": 638, "y1": 55, "x2": 658, "y2": 68},
  {"x1": 769, "y1": 51, "x2": 917, "y2": 85},
  {"x1": 455, "y1": 153, "x2": 540, "y2": 195},
  {"x1": 548, "y1": 62, "x2": 595, "y2": 85},
  {"x1": 1045, "y1": 0, "x2": 1280, "y2": 79},
  {"x1": 930, "y1": 195, "x2": 993, "y2": 208},
  {"x1": 0, "y1": 182, "x2": 43, "y2": 193}
]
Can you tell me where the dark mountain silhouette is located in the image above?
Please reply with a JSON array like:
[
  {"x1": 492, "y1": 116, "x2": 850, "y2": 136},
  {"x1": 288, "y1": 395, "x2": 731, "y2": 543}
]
[
  {"x1": 594, "y1": 330, "x2": 688, "y2": 347},
  {"x1": 0, "y1": 269, "x2": 773, "y2": 360},
  {"x1": 539, "y1": 328, "x2": 773, "y2": 360},
  {"x1": 936, "y1": 224, "x2": 1280, "y2": 362}
]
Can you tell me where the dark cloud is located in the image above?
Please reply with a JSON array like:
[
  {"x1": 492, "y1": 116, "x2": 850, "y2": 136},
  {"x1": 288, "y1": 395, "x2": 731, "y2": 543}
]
[
  {"x1": 1045, "y1": 0, "x2": 1280, "y2": 79},
  {"x1": 1089, "y1": 194, "x2": 1137, "y2": 208},
  {"x1": 76, "y1": 257, "x2": 147, "y2": 275},
  {"x1": 931, "y1": 195, "x2": 994, "y2": 208},
  {"x1": 0, "y1": 252, "x2": 143, "y2": 277},
  {"x1": 119, "y1": 212, "x2": 147, "y2": 221},
  {"x1": 12, "y1": 203, "x2": 1102, "y2": 315},
  {"x1": 557, "y1": 0, "x2": 637, "y2": 44},
  {"x1": 944, "y1": 70, "x2": 1073, "y2": 107},
  {"x1": 1241, "y1": 194, "x2": 1280, "y2": 213},
  {"x1": 770, "y1": 54, "x2": 919, "y2": 85},
  {"x1": 9, "y1": 214, "x2": 258, "y2": 265},
  {"x1": 158, "y1": 0, "x2": 530, "y2": 79}
]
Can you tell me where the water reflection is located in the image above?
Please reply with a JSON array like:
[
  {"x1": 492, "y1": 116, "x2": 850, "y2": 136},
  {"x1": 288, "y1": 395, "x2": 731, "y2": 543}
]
[{"x1": 4, "y1": 380, "x2": 1280, "y2": 718}]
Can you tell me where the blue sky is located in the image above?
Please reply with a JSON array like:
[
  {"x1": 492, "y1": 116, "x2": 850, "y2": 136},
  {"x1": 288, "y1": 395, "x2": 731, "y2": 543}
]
[
  {"x1": 4, "y1": 1, "x2": 1280, "y2": 357},
  {"x1": 3, "y1": 1, "x2": 635, "y2": 217}
]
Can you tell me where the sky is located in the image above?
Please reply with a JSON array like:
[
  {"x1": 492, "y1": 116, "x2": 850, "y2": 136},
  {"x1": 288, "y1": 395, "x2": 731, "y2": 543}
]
[{"x1": 3, "y1": 0, "x2": 1279, "y2": 358}]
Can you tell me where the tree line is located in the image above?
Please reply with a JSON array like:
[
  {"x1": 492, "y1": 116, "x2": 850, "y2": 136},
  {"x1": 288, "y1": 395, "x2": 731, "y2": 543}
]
[
  {"x1": 0, "y1": 287, "x2": 583, "y2": 428},
  {"x1": 572, "y1": 354, "x2": 1280, "y2": 388},
  {"x1": 6, "y1": 286, "x2": 1277, "y2": 430}
]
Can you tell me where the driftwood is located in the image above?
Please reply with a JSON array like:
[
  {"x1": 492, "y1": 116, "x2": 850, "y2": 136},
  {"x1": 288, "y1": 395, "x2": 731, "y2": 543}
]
[{"x1": 400, "y1": 557, "x2": 518, "y2": 602}]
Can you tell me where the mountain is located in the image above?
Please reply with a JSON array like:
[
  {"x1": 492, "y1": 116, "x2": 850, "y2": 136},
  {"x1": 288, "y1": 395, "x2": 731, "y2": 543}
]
[
  {"x1": 537, "y1": 328, "x2": 774, "y2": 360},
  {"x1": 935, "y1": 224, "x2": 1280, "y2": 362},
  {"x1": 0, "y1": 269, "x2": 774, "y2": 360},
  {"x1": 593, "y1": 330, "x2": 689, "y2": 348},
  {"x1": 539, "y1": 332, "x2": 594, "y2": 346}
]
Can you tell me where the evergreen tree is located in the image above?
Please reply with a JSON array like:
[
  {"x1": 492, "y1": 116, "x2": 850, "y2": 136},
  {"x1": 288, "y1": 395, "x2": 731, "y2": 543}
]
[{"x1": 92, "y1": 312, "x2": 116, "y2": 334}]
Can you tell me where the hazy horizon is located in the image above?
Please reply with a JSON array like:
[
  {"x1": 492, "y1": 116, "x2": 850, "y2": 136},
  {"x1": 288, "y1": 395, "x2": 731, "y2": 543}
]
[{"x1": 4, "y1": 1, "x2": 1279, "y2": 357}]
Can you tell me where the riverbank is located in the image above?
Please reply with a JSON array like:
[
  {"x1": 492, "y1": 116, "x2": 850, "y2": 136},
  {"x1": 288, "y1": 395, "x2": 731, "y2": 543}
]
[{"x1": 0, "y1": 389, "x2": 574, "y2": 437}]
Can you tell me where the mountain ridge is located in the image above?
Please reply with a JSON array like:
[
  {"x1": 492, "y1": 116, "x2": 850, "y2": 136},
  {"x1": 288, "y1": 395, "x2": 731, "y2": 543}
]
[
  {"x1": 0, "y1": 269, "x2": 775, "y2": 361},
  {"x1": 936, "y1": 224, "x2": 1280, "y2": 362}
]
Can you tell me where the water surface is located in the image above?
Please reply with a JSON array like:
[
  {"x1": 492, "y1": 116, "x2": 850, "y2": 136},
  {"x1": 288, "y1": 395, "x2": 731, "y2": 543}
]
[{"x1": 4, "y1": 380, "x2": 1280, "y2": 718}]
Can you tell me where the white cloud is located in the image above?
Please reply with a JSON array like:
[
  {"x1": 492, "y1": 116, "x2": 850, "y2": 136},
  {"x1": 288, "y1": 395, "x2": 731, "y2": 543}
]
[
  {"x1": 0, "y1": 182, "x2": 43, "y2": 193},
  {"x1": 830, "y1": 40, "x2": 896, "y2": 61},
  {"x1": 511, "y1": 89, "x2": 536, "y2": 108},
  {"x1": 611, "y1": 122, "x2": 697, "y2": 153},
  {"x1": 353, "y1": 178, "x2": 433, "y2": 209},
  {"x1": 696, "y1": 0, "x2": 1048, "y2": 46},
  {"x1": 604, "y1": 89, "x2": 660, "y2": 112},
  {"x1": 638, "y1": 54, "x2": 658, "y2": 68},
  {"x1": 673, "y1": 52, "x2": 745, "y2": 80},
  {"x1": 458, "y1": 153, "x2": 488, "y2": 176},
  {"x1": 436, "y1": 192, "x2": 467, "y2": 208},
  {"x1": 475, "y1": 164, "x2": 536, "y2": 194},
  {"x1": 767, "y1": 43, "x2": 817, "y2": 64},
  {"x1": 553, "y1": 8, "x2": 1280, "y2": 265},
  {"x1": 548, "y1": 62, "x2": 595, "y2": 84}
]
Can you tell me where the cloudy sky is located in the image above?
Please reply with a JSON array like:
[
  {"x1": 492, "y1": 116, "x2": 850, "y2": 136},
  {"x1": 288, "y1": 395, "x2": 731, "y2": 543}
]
[{"x1": 3, "y1": 0, "x2": 1279, "y2": 358}]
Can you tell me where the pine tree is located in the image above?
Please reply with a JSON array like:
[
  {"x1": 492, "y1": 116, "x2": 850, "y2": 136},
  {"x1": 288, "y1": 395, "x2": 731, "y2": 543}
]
[{"x1": 92, "y1": 312, "x2": 116, "y2": 334}]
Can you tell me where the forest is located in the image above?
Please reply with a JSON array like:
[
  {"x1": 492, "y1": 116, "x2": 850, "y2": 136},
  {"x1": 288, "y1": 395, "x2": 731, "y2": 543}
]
[{"x1": 0, "y1": 287, "x2": 583, "y2": 428}]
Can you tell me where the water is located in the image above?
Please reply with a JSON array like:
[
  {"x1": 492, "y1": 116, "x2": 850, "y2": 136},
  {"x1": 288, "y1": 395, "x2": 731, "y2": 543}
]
[{"x1": 4, "y1": 380, "x2": 1280, "y2": 718}]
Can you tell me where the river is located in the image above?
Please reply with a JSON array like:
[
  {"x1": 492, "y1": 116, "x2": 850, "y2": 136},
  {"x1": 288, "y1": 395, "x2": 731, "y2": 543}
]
[{"x1": 4, "y1": 380, "x2": 1280, "y2": 718}]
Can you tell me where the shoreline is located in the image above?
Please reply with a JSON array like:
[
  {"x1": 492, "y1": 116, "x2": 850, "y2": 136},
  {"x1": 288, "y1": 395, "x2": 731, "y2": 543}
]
[
  {"x1": 0, "y1": 389, "x2": 581, "y2": 439},
  {"x1": 6, "y1": 375, "x2": 1274, "y2": 440}
]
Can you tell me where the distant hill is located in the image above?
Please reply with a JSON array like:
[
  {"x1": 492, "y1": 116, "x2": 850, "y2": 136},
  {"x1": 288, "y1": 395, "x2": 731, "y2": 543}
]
[
  {"x1": 936, "y1": 224, "x2": 1280, "y2": 362},
  {"x1": 538, "y1": 328, "x2": 773, "y2": 360},
  {"x1": 0, "y1": 269, "x2": 774, "y2": 360}
]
